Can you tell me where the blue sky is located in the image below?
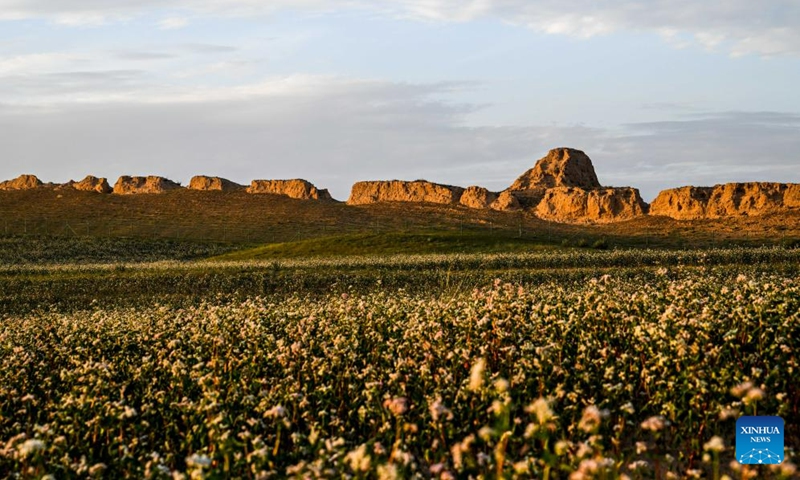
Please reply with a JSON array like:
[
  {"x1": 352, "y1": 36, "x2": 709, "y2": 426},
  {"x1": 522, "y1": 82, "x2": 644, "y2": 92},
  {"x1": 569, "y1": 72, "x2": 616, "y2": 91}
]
[{"x1": 1, "y1": 1, "x2": 799, "y2": 201}]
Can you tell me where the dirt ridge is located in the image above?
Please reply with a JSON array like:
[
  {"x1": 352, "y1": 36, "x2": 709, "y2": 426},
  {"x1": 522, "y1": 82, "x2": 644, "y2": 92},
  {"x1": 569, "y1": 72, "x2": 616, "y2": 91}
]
[
  {"x1": 651, "y1": 183, "x2": 800, "y2": 219},
  {"x1": 247, "y1": 179, "x2": 332, "y2": 201},
  {"x1": 4, "y1": 148, "x2": 798, "y2": 223}
]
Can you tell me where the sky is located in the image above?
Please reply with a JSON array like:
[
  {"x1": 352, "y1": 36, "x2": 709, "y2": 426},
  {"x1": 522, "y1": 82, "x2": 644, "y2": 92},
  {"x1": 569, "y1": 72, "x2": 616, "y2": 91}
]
[{"x1": 1, "y1": 1, "x2": 799, "y2": 201}]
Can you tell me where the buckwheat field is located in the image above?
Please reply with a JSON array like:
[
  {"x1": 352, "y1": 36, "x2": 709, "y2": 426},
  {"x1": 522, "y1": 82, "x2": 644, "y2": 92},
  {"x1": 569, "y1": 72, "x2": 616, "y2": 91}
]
[{"x1": 1, "y1": 248, "x2": 798, "y2": 478}]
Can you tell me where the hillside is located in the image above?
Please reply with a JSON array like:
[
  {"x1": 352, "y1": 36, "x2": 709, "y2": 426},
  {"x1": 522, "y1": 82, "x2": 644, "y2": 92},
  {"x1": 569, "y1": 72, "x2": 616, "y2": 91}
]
[
  {"x1": 3, "y1": 148, "x2": 799, "y2": 246},
  {"x1": 0, "y1": 188, "x2": 798, "y2": 256}
]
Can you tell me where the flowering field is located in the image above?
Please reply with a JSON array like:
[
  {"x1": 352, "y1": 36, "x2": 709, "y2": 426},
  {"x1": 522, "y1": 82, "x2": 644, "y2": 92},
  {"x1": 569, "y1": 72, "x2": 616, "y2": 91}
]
[
  {"x1": 1, "y1": 251, "x2": 799, "y2": 478},
  {"x1": 2, "y1": 246, "x2": 799, "y2": 314}
]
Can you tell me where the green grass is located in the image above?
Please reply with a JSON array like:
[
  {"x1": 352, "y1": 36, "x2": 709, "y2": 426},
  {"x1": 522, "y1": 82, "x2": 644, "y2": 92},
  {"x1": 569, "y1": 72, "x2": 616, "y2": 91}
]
[
  {"x1": 3, "y1": 246, "x2": 798, "y2": 314},
  {"x1": 209, "y1": 231, "x2": 559, "y2": 260}
]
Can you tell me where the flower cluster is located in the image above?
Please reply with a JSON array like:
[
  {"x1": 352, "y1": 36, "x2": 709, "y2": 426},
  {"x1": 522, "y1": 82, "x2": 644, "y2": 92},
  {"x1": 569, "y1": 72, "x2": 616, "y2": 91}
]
[{"x1": 0, "y1": 256, "x2": 797, "y2": 478}]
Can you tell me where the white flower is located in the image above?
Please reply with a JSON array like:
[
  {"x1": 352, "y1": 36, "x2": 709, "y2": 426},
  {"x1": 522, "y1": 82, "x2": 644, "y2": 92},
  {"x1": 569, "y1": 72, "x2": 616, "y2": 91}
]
[
  {"x1": 18, "y1": 439, "x2": 45, "y2": 458},
  {"x1": 468, "y1": 358, "x2": 486, "y2": 392},
  {"x1": 744, "y1": 388, "x2": 765, "y2": 404},
  {"x1": 377, "y1": 463, "x2": 399, "y2": 480},
  {"x1": 703, "y1": 436, "x2": 725, "y2": 452},
  {"x1": 186, "y1": 454, "x2": 211, "y2": 468},
  {"x1": 429, "y1": 398, "x2": 453, "y2": 422},
  {"x1": 345, "y1": 444, "x2": 371, "y2": 472},
  {"x1": 383, "y1": 397, "x2": 408, "y2": 416},
  {"x1": 526, "y1": 398, "x2": 554, "y2": 425},
  {"x1": 578, "y1": 405, "x2": 608, "y2": 433},
  {"x1": 718, "y1": 408, "x2": 738, "y2": 420},
  {"x1": 264, "y1": 405, "x2": 287, "y2": 418},
  {"x1": 641, "y1": 415, "x2": 667, "y2": 432},
  {"x1": 574, "y1": 459, "x2": 599, "y2": 475},
  {"x1": 494, "y1": 378, "x2": 509, "y2": 392},
  {"x1": 730, "y1": 381, "x2": 753, "y2": 398}
]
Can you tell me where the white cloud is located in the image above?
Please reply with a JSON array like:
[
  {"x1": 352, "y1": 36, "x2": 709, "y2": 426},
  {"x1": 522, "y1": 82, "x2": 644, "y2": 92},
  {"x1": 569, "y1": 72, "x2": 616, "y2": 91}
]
[
  {"x1": 158, "y1": 17, "x2": 189, "y2": 30},
  {"x1": 1, "y1": 1, "x2": 799, "y2": 56},
  {"x1": 53, "y1": 11, "x2": 114, "y2": 26},
  {"x1": 0, "y1": 53, "x2": 82, "y2": 75}
]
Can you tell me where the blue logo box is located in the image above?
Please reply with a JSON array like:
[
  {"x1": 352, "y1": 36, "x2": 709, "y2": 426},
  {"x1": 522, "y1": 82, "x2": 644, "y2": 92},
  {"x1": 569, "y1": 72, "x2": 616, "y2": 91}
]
[{"x1": 736, "y1": 416, "x2": 784, "y2": 464}]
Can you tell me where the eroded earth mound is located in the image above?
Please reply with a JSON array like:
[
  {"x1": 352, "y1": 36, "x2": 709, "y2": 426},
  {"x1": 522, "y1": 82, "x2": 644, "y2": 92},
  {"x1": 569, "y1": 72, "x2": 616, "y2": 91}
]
[
  {"x1": 113, "y1": 176, "x2": 182, "y2": 194},
  {"x1": 188, "y1": 176, "x2": 244, "y2": 192},
  {"x1": 651, "y1": 183, "x2": 800, "y2": 219},
  {"x1": 509, "y1": 147, "x2": 601, "y2": 190},
  {"x1": 247, "y1": 179, "x2": 332, "y2": 200},
  {"x1": 348, "y1": 180, "x2": 464, "y2": 206},
  {"x1": 535, "y1": 187, "x2": 649, "y2": 224},
  {"x1": 60, "y1": 176, "x2": 112, "y2": 193},
  {"x1": 0, "y1": 174, "x2": 43, "y2": 191}
]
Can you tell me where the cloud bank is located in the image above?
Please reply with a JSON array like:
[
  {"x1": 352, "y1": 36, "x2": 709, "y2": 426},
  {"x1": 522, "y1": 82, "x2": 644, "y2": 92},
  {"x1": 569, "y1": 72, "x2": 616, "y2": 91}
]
[
  {"x1": 1, "y1": 2, "x2": 798, "y2": 201},
  {"x1": 1, "y1": 0, "x2": 799, "y2": 56},
  {"x1": 1, "y1": 75, "x2": 798, "y2": 201}
]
